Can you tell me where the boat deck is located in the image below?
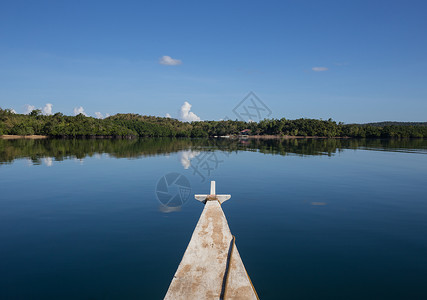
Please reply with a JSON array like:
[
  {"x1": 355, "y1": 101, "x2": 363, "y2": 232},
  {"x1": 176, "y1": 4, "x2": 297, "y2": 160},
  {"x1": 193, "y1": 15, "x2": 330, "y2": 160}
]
[{"x1": 164, "y1": 183, "x2": 258, "y2": 299}]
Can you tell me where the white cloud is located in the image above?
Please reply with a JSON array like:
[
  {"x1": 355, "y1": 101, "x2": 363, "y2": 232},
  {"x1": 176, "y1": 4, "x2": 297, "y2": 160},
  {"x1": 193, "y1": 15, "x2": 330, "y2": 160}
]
[
  {"x1": 159, "y1": 55, "x2": 182, "y2": 66},
  {"x1": 10, "y1": 109, "x2": 17, "y2": 114},
  {"x1": 43, "y1": 103, "x2": 53, "y2": 115},
  {"x1": 42, "y1": 157, "x2": 53, "y2": 167},
  {"x1": 165, "y1": 113, "x2": 171, "y2": 118},
  {"x1": 95, "y1": 112, "x2": 110, "y2": 119},
  {"x1": 312, "y1": 67, "x2": 328, "y2": 72},
  {"x1": 179, "y1": 150, "x2": 201, "y2": 169},
  {"x1": 26, "y1": 158, "x2": 33, "y2": 167},
  {"x1": 179, "y1": 101, "x2": 201, "y2": 122},
  {"x1": 24, "y1": 104, "x2": 35, "y2": 114},
  {"x1": 73, "y1": 106, "x2": 87, "y2": 116},
  {"x1": 23, "y1": 103, "x2": 53, "y2": 115}
]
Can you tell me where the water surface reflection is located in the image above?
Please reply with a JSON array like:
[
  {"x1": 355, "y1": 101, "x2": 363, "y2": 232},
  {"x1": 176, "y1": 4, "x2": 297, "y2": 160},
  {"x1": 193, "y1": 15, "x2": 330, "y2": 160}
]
[{"x1": 1, "y1": 137, "x2": 426, "y2": 166}]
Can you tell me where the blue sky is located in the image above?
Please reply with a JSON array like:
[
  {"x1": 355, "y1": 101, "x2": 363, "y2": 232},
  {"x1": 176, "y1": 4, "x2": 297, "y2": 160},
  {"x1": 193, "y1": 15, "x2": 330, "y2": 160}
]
[{"x1": 0, "y1": 0, "x2": 426, "y2": 123}]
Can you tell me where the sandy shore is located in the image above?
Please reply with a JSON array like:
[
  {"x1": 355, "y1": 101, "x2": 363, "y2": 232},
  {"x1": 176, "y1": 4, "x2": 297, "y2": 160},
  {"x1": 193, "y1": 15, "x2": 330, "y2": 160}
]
[{"x1": 0, "y1": 135, "x2": 49, "y2": 139}]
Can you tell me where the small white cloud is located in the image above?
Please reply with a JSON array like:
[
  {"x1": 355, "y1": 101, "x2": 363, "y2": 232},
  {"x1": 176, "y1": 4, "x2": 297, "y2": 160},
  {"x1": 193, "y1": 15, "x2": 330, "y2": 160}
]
[
  {"x1": 73, "y1": 106, "x2": 87, "y2": 116},
  {"x1": 165, "y1": 113, "x2": 171, "y2": 118},
  {"x1": 24, "y1": 104, "x2": 35, "y2": 114},
  {"x1": 95, "y1": 112, "x2": 110, "y2": 119},
  {"x1": 26, "y1": 158, "x2": 33, "y2": 167},
  {"x1": 23, "y1": 103, "x2": 53, "y2": 115},
  {"x1": 43, "y1": 103, "x2": 53, "y2": 115},
  {"x1": 179, "y1": 101, "x2": 201, "y2": 122},
  {"x1": 312, "y1": 67, "x2": 328, "y2": 72},
  {"x1": 179, "y1": 150, "x2": 201, "y2": 169},
  {"x1": 42, "y1": 157, "x2": 53, "y2": 167},
  {"x1": 159, "y1": 55, "x2": 182, "y2": 66},
  {"x1": 10, "y1": 109, "x2": 17, "y2": 114}
]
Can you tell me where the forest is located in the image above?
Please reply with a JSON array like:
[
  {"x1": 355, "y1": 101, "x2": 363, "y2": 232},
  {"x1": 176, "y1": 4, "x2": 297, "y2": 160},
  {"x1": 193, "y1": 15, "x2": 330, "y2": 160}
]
[{"x1": 1, "y1": 108, "x2": 426, "y2": 138}]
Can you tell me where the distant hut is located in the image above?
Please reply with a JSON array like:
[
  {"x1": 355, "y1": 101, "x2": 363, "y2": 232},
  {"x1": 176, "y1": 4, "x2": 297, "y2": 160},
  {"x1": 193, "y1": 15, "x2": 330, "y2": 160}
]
[{"x1": 239, "y1": 129, "x2": 251, "y2": 136}]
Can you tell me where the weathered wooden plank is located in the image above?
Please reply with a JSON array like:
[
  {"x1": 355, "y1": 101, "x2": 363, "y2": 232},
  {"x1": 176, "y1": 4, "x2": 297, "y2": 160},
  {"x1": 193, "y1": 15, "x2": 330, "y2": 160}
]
[{"x1": 164, "y1": 182, "x2": 257, "y2": 299}]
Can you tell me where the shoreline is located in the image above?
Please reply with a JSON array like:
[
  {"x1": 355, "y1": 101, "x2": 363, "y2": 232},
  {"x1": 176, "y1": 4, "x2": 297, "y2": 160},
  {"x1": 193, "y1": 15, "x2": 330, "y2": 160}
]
[
  {"x1": 0, "y1": 135, "x2": 49, "y2": 140},
  {"x1": 0, "y1": 134, "x2": 348, "y2": 140},
  {"x1": 0, "y1": 134, "x2": 420, "y2": 140},
  {"x1": 230, "y1": 135, "x2": 352, "y2": 139}
]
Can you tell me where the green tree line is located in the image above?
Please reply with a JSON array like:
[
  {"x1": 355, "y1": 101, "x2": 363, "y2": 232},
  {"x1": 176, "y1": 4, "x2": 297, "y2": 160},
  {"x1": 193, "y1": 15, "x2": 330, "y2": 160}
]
[{"x1": 1, "y1": 108, "x2": 426, "y2": 138}]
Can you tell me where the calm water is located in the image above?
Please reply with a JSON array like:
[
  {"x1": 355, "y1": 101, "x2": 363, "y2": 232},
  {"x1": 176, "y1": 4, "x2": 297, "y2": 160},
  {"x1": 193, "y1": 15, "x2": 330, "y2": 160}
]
[{"x1": 1, "y1": 138, "x2": 426, "y2": 299}]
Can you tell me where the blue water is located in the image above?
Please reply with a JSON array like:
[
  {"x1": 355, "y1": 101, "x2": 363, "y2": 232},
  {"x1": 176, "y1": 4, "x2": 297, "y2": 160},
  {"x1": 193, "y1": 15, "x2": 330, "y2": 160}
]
[{"x1": 0, "y1": 138, "x2": 426, "y2": 299}]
